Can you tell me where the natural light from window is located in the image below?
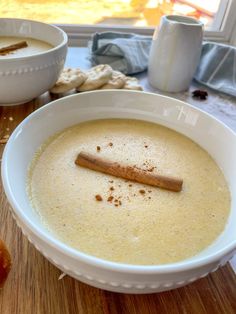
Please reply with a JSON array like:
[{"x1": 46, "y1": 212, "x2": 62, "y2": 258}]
[{"x1": 0, "y1": 0, "x2": 222, "y2": 30}]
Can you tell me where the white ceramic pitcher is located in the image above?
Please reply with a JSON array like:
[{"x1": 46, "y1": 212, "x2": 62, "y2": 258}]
[{"x1": 148, "y1": 15, "x2": 203, "y2": 92}]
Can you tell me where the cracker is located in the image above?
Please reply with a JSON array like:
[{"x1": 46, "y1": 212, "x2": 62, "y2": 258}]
[
  {"x1": 123, "y1": 76, "x2": 143, "y2": 91},
  {"x1": 77, "y1": 64, "x2": 113, "y2": 92},
  {"x1": 50, "y1": 68, "x2": 87, "y2": 94},
  {"x1": 100, "y1": 71, "x2": 126, "y2": 89}
]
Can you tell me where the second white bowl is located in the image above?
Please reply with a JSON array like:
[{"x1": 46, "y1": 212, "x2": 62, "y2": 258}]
[{"x1": 0, "y1": 18, "x2": 67, "y2": 105}]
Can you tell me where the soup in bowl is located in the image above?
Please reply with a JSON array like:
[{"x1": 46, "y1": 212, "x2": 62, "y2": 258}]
[
  {"x1": 2, "y1": 90, "x2": 236, "y2": 293},
  {"x1": 0, "y1": 18, "x2": 67, "y2": 105}
]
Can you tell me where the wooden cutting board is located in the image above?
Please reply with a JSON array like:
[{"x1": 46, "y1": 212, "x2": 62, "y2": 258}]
[{"x1": 0, "y1": 94, "x2": 235, "y2": 314}]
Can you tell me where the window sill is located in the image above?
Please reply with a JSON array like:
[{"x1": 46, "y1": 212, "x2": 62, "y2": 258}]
[{"x1": 57, "y1": 24, "x2": 234, "y2": 47}]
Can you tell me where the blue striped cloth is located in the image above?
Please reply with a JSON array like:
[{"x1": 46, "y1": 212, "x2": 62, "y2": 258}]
[
  {"x1": 90, "y1": 32, "x2": 151, "y2": 74},
  {"x1": 89, "y1": 32, "x2": 236, "y2": 97},
  {"x1": 194, "y1": 42, "x2": 236, "y2": 97}
]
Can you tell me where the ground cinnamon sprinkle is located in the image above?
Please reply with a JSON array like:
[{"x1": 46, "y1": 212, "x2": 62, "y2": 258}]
[
  {"x1": 110, "y1": 187, "x2": 114, "y2": 191},
  {"x1": 139, "y1": 189, "x2": 145, "y2": 195},
  {"x1": 96, "y1": 146, "x2": 101, "y2": 152},
  {"x1": 128, "y1": 184, "x2": 132, "y2": 187},
  {"x1": 144, "y1": 145, "x2": 148, "y2": 148},
  {"x1": 95, "y1": 194, "x2": 103, "y2": 201},
  {"x1": 108, "y1": 142, "x2": 113, "y2": 147},
  {"x1": 109, "y1": 180, "x2": 114, "y2": 183},
  {"x1": 107, "y1": 196, "x2": 114, "y2": 202}
]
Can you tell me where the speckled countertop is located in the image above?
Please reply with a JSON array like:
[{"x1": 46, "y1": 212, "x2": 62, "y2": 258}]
[
  {"x1": 67, "y1": 48, "x2": 236, "y2": 132},
  {"x1": 139, "y1": 75, "x2": 236, "y2": 132}
]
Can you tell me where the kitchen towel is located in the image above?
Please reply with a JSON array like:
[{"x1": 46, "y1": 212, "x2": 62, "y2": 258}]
[
  {"x1": 90, "y1": 32, "x2": 151, "y2": 75},
  {"x1": 194, "y1": 42, "x2": 236, "y2": 97},
  {"x1": 89, "y1": 32, "x2": 236, "y2": 97}
]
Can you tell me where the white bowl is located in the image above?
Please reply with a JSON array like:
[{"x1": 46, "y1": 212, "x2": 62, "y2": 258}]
[
  {"x1": 2, "y1": 91, "x2": 236, "y2": 293},
  {"x1": 0, "y1": 18, "x2": 67, "y2": 105}
]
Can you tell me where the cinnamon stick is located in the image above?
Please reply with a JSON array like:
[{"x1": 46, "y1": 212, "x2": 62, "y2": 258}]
[
  {"x1": 0, "y1": 41, "x2": 28, "y2": 55},
  {"x1": 75, "y1": 152, "x2": 183, "y2": 192}
]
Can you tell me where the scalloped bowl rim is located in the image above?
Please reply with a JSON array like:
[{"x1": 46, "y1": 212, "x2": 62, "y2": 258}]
[
  {"x1": 2, "y1": 90, "x2": 236, "y2": 275},
  {"x1": 0, "y1": 18, "x2": 68, "y2": 62}
]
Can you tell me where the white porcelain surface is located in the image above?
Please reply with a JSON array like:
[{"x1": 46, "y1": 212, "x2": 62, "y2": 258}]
[
  {"x1": 2, "y1": 90, "x2": 236, "y2": 293},
  {"x1": 0, "y1": 18, "x2": 67, "y2": 105},
  {"x1": 148, "y1": 15, "x2": 203, "y2": 92}
]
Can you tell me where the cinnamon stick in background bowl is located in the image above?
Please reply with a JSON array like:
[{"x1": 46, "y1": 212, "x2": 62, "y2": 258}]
[
  {"x1": 75, "y1": 152, "x2": 183, "y2": 192},
  {"x1": 0, "y1": 41, "x2": 28, "y2": 55}
]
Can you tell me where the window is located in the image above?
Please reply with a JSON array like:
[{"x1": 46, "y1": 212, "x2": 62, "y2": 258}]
[{"x1": 1, "y1": 0, "x2": 236, "y2": 45}]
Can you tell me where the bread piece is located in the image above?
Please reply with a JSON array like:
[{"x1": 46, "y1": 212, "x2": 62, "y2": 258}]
[
  {"x1": 123, "y1": 76, "x2": 143, "y2": 91},
  {"x1": 100, "y1": 71, "x2": 126, "y2": 89},
  {"x1": 50, "y1": 68, "x2": 87, "y2": 94},
  {"x1": 77, "y1": 64, "x2": 113, "y2": 91}
]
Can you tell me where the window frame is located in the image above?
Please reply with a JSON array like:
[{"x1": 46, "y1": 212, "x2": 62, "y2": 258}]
[{"x1": 56, "y1": 0, "x2": 236, "y2": 47}]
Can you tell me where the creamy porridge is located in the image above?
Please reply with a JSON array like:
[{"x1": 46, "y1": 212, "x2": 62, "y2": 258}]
[
  {"x1": 0, "y1": 36, "x2": 53, "y2": 58},
  {"x1": 28, "y1": 119, "x2": 230, "y2": 265}
]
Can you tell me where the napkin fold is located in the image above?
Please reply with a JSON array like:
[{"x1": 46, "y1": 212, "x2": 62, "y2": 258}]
[
  {"x1": 194, "y1": 42, "x2": 236, "y2": 97},
  {"x1": 90, "y1": 32, "x2": 151, "y2": 75},
  {"x1": 89, "y1": 32, "x2": 236, "y2": 97}
]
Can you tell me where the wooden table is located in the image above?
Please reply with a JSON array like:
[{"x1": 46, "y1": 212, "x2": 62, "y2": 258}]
[{"x1": 0, "y1": 48, "x2": 236, "y2": 314}]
